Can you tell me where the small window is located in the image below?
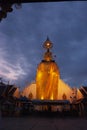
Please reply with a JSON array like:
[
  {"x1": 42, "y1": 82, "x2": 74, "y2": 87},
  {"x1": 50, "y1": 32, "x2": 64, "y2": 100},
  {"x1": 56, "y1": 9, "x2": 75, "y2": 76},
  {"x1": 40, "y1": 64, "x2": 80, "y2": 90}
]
[
  {"x1": 62, "y1": 93, "x2": 67, "y2": 100},
  {"x1": 29, "y1": 92, "x2": 33, "y2": 99}
]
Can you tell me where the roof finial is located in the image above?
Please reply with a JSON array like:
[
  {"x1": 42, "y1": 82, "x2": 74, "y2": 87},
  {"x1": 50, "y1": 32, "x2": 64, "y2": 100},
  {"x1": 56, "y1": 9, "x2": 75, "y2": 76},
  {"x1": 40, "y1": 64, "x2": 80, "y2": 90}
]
[{"x1": 43, "y1": 37, "x2": 53, "y2": 50}]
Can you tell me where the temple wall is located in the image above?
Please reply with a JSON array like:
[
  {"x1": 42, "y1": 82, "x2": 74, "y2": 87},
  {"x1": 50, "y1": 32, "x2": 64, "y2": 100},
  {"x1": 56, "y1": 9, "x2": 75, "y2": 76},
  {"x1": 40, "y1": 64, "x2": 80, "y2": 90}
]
[
  {"x1": 77, "y1": 89, "x2": 83, "y2": 99},
  {"x1": 13, "y1": 88, "x2": 20, "y2": 98},
  {"x1": 22, "y1": 79, "x2": 74, "y2": 101},
  {"x1": 22, "y1": 83, "x2": 36, "y2": 99},
  {"x1": 22, "y1": 79, "x2": 83, "y2": 101},
  {"x1": 58, "y1": 79, "x2": 72, "y2": 101}
]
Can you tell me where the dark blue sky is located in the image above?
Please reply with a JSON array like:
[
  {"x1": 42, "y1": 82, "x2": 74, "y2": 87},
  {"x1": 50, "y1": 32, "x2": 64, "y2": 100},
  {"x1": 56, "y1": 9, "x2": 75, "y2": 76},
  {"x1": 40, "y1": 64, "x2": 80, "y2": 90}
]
[{"x1": 0, "y1": 1, "x2": 87, "y2": 88}]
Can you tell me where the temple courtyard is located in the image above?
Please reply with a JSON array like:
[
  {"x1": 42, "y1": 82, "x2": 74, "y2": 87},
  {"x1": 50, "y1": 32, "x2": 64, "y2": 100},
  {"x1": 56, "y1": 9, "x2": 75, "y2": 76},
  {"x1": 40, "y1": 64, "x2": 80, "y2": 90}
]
[{"x1": 0, "y1": 115, "x2": 87, "y2": 130}]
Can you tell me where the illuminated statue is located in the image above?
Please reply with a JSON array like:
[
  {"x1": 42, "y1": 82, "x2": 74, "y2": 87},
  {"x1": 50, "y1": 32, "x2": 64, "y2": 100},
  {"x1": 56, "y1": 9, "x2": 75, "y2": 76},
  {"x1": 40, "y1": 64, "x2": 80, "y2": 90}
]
[{"x1": 36, "y1": 38, "x2": 60, "y2": 100}]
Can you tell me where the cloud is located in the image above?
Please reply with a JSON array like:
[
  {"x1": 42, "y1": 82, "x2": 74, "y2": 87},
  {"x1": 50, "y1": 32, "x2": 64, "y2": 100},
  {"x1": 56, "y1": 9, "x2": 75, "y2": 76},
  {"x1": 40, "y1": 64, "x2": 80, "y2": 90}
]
[
  {"x1": 0, "y1": 35, "x2": 33, "y2": 84},
  {"x1": 0, "y1": 2, "x2": 87, "y2": 87}
]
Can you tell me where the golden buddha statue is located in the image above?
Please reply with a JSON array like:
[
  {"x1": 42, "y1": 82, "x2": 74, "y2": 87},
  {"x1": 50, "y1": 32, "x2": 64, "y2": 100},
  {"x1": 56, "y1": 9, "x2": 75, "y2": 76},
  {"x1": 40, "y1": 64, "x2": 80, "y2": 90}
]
[{"x1": 36, "y1": 38, "x2": 60, "y2": 100}]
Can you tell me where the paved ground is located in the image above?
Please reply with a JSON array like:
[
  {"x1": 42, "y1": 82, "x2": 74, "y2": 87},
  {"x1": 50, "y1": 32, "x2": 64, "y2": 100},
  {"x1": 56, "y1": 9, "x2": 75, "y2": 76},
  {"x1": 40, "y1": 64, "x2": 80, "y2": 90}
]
[{"x1": 0, "y1": 115, "x2": 87, "y2": 130}]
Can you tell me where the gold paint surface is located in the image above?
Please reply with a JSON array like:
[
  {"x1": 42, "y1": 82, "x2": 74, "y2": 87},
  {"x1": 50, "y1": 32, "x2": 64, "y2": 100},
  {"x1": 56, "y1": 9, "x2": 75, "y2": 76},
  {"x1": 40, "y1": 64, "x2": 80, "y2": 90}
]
[{"x1": 36, "y1": 61, "x2": 60, "y2": 100}]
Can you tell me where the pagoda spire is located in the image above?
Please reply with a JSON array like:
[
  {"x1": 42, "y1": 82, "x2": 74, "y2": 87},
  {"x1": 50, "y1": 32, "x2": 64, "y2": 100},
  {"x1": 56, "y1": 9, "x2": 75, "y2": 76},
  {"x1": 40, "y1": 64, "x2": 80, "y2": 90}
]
[{"x1": 42, "y1": 37, "x2": 53, "y2": 61}]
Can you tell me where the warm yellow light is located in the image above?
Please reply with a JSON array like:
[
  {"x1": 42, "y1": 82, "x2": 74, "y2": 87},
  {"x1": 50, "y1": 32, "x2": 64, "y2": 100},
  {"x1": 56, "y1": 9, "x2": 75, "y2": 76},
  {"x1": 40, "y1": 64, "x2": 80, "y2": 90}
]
[
  {"x1": 47, "y1": 42, "x2": 50, "y2": 46},
  {"x1": 41, "y1": 95, "x2": 44, "y2": 100},
  {"x1": 50, "y1": 94, "x2": 53, "y2": 100}
]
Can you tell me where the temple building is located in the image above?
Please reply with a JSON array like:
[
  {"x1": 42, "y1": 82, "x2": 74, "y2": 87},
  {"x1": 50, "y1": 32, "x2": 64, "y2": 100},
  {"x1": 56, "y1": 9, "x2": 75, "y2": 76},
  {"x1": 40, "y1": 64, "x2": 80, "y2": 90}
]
[{"x1": 22, "y1": 38, "x2": 83, "y2": 102}]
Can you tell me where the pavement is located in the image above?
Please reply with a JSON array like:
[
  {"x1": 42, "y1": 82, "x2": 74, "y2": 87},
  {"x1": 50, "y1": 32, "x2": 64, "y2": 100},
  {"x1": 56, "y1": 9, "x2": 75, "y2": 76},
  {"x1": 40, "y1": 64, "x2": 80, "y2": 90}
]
[{"x1": 0, "y1": 116, "x2": 87, "y2": 130}]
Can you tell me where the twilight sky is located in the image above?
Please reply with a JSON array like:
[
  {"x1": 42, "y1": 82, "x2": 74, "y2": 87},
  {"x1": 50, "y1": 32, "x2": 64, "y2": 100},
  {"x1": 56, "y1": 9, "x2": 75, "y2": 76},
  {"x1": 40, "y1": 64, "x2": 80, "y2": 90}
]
[{"x1": 0, "y1": 1, "x2": 87, "y2": 88}]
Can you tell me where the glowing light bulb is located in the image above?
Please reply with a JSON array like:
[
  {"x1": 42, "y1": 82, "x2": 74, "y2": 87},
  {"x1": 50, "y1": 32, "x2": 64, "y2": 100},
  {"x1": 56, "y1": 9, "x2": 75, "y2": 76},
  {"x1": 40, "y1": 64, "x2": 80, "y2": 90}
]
[
  {"x1": 41, "y1": 96, "x2": 44, "y2": 100},
  {"x1": 50, "y1": 94, "x2": 53, "y2": 100}
]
